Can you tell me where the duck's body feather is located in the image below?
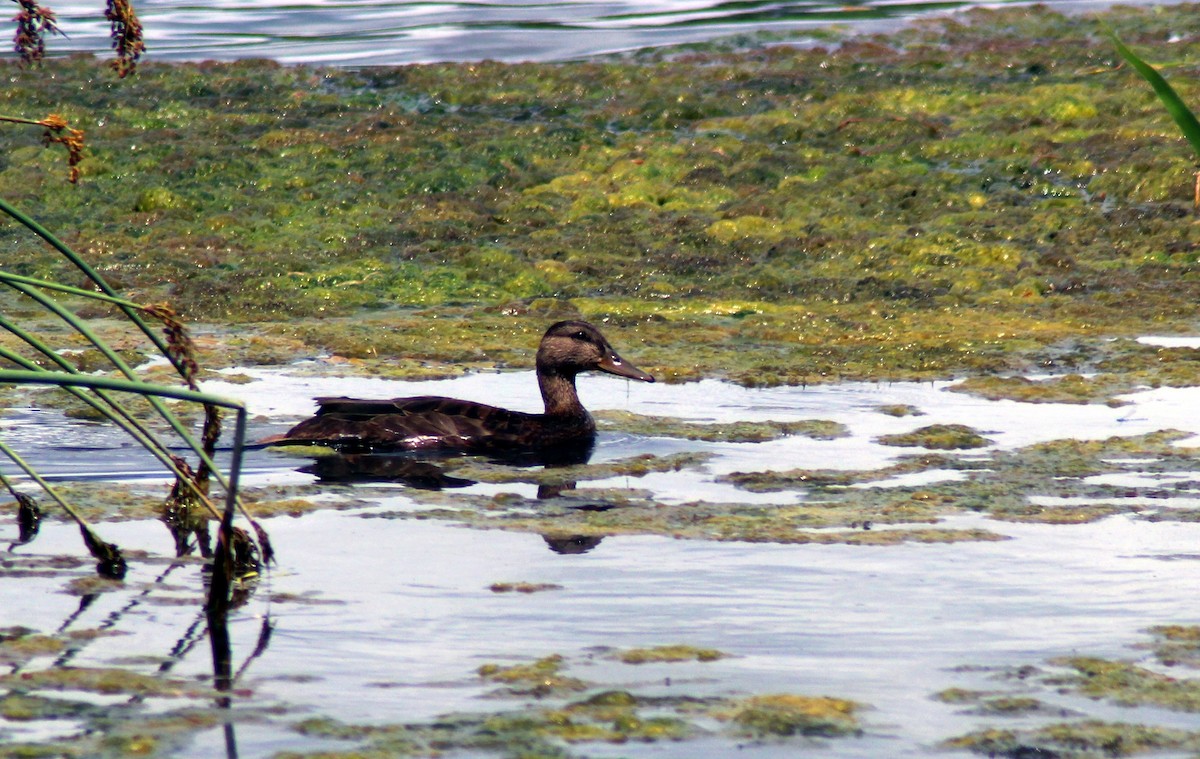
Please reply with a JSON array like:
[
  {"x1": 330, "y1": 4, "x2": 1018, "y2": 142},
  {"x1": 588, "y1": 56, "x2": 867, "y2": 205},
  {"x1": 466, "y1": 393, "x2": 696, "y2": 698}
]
[
  {"x1": 265, "y1": 321, "x2": 652, "y2": 455},
  {"x1": 287, "y1": 395, "x2": 592, "y2": 453}
]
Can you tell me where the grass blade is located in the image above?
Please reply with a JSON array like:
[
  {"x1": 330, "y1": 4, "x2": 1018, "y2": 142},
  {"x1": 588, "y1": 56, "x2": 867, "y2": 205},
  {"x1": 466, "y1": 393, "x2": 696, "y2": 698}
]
[
  {"x1": 0, "y1": 196, "x2": 185, "y2": 377},
  {"x1": 0, "y1": 438, "x2": 126, "y2": 578},
  {"x1": 1107, "y1": 29, "x2": 1200, "y2": 160},
  {"x1": 0, "y1": 369, "x2": 248, "y2": 518}
]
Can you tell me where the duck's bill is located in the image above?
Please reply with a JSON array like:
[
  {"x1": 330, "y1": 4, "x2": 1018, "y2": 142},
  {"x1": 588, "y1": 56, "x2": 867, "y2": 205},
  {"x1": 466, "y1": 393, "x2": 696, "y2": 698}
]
[{"x1": 599, "y1": 353, "x2": 655, "y2": 382}]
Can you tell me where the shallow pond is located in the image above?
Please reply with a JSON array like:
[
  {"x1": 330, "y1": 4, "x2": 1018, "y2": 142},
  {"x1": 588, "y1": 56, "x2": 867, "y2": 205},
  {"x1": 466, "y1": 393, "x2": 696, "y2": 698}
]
[{"x1": 4, "y1": 368, "x2": 1200, "y2": 756}]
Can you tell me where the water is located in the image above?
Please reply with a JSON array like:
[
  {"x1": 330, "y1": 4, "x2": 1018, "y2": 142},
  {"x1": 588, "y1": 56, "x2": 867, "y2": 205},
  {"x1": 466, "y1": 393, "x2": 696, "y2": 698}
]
[
  {"x1": 5, "y1": 371, "x2": 1200, "y2": 755},
  {"x1": 36, "y1": 0, "x2": 1167, "y2": 65},
  {"x1": 16, "y1": 511, "x2": 1198, "y2": 757}
]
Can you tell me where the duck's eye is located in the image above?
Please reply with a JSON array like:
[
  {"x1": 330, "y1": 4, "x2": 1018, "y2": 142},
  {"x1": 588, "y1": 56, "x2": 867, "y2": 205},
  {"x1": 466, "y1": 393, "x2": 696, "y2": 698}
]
[{"x1": 573, "y1": 331, "x2": 589, "y2": 341}]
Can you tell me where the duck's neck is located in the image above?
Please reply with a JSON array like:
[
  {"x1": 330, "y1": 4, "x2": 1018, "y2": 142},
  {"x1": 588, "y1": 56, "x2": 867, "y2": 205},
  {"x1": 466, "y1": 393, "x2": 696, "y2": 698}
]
[{"x1": 538, "y1": 369, "x2": 590, "y2": 420}]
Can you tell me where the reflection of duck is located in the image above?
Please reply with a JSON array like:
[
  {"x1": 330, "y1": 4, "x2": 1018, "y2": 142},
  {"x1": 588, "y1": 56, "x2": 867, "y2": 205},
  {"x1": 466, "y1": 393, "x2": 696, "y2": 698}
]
[
  {"x1": 300, "y1": 454, "x2": 476, "y2": 489},
  {"x1": 264, "y1": 321, "x2": 654, "y2": 458},
  {"x1": 543, "y1": 534, "x2": 604, "y2": 555}
]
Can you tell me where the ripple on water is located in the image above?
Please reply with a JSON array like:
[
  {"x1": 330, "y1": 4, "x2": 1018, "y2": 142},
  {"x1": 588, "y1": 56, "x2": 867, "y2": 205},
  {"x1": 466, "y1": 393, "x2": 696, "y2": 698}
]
[{"x1": 40, "y1": 0, "x2": 1153, "y2": 65}]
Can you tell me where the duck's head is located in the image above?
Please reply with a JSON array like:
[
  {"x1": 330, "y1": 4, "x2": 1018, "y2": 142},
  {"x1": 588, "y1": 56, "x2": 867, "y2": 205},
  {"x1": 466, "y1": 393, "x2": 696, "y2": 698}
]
[{"x1": 536, "y1": 320, "x2": 655, "y2": 383}]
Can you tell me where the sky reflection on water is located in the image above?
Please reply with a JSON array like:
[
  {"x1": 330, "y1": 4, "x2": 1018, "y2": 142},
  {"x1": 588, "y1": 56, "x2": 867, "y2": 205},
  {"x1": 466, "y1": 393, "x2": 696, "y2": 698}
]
[{"x1": 37, "y1": 0, "x2": 1155, "y2": 65}]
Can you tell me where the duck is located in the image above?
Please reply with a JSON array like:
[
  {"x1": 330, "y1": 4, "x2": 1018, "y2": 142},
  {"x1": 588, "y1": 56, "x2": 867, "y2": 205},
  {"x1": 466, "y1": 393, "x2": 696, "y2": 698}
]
[{"x1": 264, "y1": 320, "x2": 654, "y2": 457}]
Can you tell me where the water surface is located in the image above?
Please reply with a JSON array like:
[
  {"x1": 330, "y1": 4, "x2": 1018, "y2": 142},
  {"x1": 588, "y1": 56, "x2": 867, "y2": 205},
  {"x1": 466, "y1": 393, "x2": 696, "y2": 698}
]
[
  {"x1": 5, "y1": 372, "x2": 1200, "y2": 755},
  {"x1": 38, "y1": 0, "x2": 1170, "y2": 65}
]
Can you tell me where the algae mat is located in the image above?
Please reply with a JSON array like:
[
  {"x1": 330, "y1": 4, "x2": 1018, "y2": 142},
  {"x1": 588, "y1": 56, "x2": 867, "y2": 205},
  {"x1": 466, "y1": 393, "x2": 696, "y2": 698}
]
[{"x1": 5, "y1": 4, "x2": 1200, "y2": 389}]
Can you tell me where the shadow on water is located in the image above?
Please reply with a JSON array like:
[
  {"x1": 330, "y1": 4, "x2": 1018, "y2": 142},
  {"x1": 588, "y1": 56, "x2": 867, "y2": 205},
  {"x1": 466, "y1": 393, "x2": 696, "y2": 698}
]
[{"x1": 293, "y1": 445, "x2": 611, "y2": 554}]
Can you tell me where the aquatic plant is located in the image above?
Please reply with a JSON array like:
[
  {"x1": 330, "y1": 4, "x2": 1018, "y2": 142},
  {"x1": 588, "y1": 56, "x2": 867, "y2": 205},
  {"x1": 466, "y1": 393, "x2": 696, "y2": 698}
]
[
  {"x1": 9, "y1": 0, "x2": 144, "y2": 74},
  {"x1": 11, "y1": 0, "x2": 59, "y2": 65},
  {"x1": 720, "y1": 694, "x2": 861, "y2": 737},
  {"x1": 0, "y1": 190, "x2": 268, "y2": 587},
  {"x1": 0, "y1": 113, "x2": 83, "y2": 182},
  {"x1": 2, "y1": 4, "x2": 1197, "y2": 393},
  {"x1": 1108, "y1": 29, "x2": 1200, "y2": 207},
  {"x1": 943, "y1": 628, "x2": 1200, "y2": 756}
]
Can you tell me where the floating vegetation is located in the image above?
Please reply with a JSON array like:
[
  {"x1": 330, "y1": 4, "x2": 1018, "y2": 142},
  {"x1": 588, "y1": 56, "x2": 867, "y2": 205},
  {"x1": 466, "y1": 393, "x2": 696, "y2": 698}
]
[
  {"x1": 0, "y1": 666, "x2": 211, "y2": 699},
  {"x1": 1144, "y1": 625, "x2": 1200, "y2": 668},
  {"x1": 444, "y1": 451, "x2": 713, "y2": 487},
  {"x1": 282, "y1": 654, "x2": 864, "y2": 756},
  {"x1": 943, "y1": 627, "x2": 1200, "y2": 756},
  {"x1": 946, "y1": 721, "x2": 1200, "y2": 758},
  {"x1": 724, "y1": 431, "x2": 1200, "y2": 526},
  {"x1": 876, "y1": 424, "x2": 993, "y2": 450},
  {"x1": 1107, "y1": 28, "x2": 1200, "y2": 208},
  {"x1": 876, "y1": 404, "x2": 924, "y2": 417},
  {"x1": 367, "y1": 488, "x2": 1007, "y2": 545},
  {"x1": 614, "y1": 644, "x2": 727, "y2": 664},
  {"x1": 719, "y1": 694, "x2": 861, "y2": 738},
  {"x1": 1052, "y1": 656, "x2": 1200, "y2": 712},
  {"x1": 489, "y1": 582, "x2": 563, "y2": 594},
  {"x1": 478, "y1": 655, "x2": 589, "y2": 697},
  {"x1": 0, "y1": 5, "x2": 1199, "y2": 391},
  {"x1": 933, "y1": 689, "x2": 1078, "y2": 717},
  {"x1": 595, "y1": 410, "x2": 848, "y2": 442},
  {"x1": 951, "y1": 374, "x2": 1134, "y2": 405}
]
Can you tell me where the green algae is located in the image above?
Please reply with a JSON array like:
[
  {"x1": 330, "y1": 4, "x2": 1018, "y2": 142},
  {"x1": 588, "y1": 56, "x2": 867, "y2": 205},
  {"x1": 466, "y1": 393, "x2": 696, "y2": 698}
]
[
  {"x1": 277, "y1": 654, "x2": 864, "y2": 757},
  {"x1": 0, "y1": 693, "x2": 105, "y2": 722},
  {"x1": 1145, "y1": 625, "x2": 1200, "y2": 668},
  {"x1": 875, "y1": 404, "x2": 924, "y2": 417},
  {"x1": 941, "y1": 626, "x2": 1200, "y2": 757},
  {"x1": 365, "y1": 488, "x2": 1007, "y2": 545},
  {"x1": 723, "y1": 431, "x2": 1200, "y2": 526},
  {"x1": 443, "y1": 451, "x2": 712, "y2": 488},
  {"x1": 284, "y1": 702, "x2": 693, "y2": 756},
  {"x1": 1052, "y1": 656, "x2": 1200, "y2": 711},
  {"x1": 875, "y1": 424, "x2": 992, "y2": 450},
  {"x1": 594, "y1": 411, "x2": 847, "y2": 442},
  {"x1": 0, "y1": 667, "x2": 210, "y2": 699},
  {"x1": 933, "y1": 689, "x2": 1077, "y2": 717},
  {"x1": 719, "y1": 694, "x2": 861, "y2": 738},
  {"x1": 951, "y1": 374, "x2": 1136, "y2": 405},
  {"x1": 0, "y1": 633, "x2": 64, "y2": 665},
  {"x1": 614, "y1": 645, "x2": 726, "y2": 665},
  {"x1": 478, "y1": 655, "x2": 588, "y2": 697},
  {"x1": 0, "y1": 704, "x2": 241, "y2": 759},
  {"x1": 945, "y1": 721, "x2": 1200, "y2": 758},
  {"x1": 5, "y1": 4, "x2": 1200, "y2": 391}
]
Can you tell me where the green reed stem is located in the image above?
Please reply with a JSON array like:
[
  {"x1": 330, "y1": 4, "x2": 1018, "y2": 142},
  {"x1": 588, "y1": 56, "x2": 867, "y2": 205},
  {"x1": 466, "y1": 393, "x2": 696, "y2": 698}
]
[
  {"x1": 0, "y1": 436, "x2": 123, "y2": 571},
  {"x1": 0, "y1": 343, "x2": 224, "y2": 517},
  {"x1": 5, "y1": 281, "x2": 237, "y2": 497},
  {"x1": 0, "y1": 370, "x2": 247, "y2": 518},
  {"x1": 0, "y1": 196, "x2": 182, "y2": 375},
  {"x1": 0, "y1": 270, "x2": 145, "y2": 309}
]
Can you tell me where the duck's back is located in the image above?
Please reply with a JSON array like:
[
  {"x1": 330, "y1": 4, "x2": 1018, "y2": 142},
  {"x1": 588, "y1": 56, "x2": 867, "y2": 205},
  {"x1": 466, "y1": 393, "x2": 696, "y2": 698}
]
[{"x1": 275, "y1": 395, "x2": 584, "y2": 453}]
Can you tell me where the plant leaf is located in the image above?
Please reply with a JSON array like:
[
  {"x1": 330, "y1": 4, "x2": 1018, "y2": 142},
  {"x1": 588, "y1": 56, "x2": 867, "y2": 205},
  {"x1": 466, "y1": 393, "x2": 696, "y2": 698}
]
[{"x1": 1108, "y1": 29, "x2": 1200, "y2": 161}]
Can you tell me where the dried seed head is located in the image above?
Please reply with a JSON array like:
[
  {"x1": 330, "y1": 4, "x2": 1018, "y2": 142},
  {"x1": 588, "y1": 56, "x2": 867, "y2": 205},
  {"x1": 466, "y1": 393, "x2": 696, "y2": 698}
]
[
  {"x1": 39, "y1": 113, "x2": 85, "y2": 183},
  {"x1": 105, "y1": 0, "x2": 144, "y2": 77},
  {"x1": 13, "y1": 0, "x2": 61, "y2": 65}
]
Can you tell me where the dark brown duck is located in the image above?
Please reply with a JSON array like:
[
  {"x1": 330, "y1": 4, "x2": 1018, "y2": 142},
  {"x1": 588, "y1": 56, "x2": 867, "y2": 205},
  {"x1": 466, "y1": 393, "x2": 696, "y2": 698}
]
[{"x1": 264, "y1": 320, "x2": 654, "y2": 456}]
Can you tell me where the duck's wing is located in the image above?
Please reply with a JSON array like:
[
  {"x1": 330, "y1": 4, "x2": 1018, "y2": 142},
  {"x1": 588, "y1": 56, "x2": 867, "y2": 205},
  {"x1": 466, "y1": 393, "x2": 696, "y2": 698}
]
[{"x1": 269, "y1": 395, "x2": 537, "y2": 451}]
